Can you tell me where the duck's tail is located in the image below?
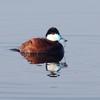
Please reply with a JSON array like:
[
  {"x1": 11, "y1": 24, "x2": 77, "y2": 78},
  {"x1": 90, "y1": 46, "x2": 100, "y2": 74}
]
[{"x1": 10, "y1": 48, "x2": 20, "y2": 52}]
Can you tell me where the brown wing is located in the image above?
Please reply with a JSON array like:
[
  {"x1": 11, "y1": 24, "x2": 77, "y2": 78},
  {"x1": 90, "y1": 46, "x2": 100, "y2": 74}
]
[{"x1": 19, "y1": 38, "x2": 56, "y2": 53}]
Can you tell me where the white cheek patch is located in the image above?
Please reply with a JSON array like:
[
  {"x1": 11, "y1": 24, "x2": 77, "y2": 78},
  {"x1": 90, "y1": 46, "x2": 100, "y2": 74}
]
[{"x1": 47, "y1": 34, "x2": 61, "y2": 41}]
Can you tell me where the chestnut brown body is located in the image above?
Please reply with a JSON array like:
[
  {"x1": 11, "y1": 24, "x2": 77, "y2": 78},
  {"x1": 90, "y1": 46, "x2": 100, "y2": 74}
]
[{"x1": 19, "y1": 38, "x2": 64, "y2": 63}]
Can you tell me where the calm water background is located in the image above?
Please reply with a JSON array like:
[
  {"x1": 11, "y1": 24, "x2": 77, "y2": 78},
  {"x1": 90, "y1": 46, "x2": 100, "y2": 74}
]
[{"x1": 0, "y1": 0, "x2": 100, "y2": 100}]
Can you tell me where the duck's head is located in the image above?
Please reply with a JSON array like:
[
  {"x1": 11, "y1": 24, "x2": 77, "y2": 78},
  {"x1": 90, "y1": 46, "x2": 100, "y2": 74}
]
[{"x1": 46, "y1": 27, "x2": 62, "y2": 42}]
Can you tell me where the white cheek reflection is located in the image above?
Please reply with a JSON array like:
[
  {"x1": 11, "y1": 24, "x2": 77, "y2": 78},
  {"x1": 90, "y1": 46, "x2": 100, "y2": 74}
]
[
  {"x1": 46, "y1": 62, "x2": 68, "y2": 77},
  {"x1": 46, "y1": 63, "x2": 61, "y2": 77},
  {"x1": 46, "y1": 63, "x2": 61, "y2": 72}
]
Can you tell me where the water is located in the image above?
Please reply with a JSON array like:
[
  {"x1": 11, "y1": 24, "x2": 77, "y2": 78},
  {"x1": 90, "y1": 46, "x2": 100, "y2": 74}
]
[
  {"x1": 0, "y1": 33, "x2": 100, "y2": 100},
  {"x1": 0, "y1": 0, "x2": 100, "y2": 99}
]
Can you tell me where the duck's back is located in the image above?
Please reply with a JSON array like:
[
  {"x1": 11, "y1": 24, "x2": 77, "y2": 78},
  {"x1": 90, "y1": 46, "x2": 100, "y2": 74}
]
[{"x1": 19, "y1": 38, "x2": 61, "y2": 53}]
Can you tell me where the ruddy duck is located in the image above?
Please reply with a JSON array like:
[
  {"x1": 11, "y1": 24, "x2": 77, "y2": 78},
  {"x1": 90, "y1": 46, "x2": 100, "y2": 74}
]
[
  {"x1": 10, "y1": 27, "x2": 68, "y2": 77},
  {"x1": 11, "y1": 27, "x2": 67, "y2": 63},
  {"x1": 19, "y1": 27, "x2": 63, "y2": 53}
]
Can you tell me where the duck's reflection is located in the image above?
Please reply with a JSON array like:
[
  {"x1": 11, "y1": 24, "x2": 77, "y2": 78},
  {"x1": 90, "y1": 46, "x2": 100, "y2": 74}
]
[{"x1": 20, "y1": 52, "x2": 67, "y2": 77}]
